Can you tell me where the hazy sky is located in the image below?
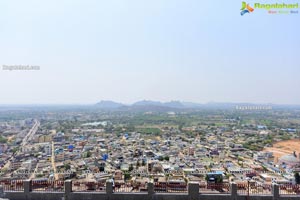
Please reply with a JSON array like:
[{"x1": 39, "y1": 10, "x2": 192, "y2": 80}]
[{"x1": 0, "y1": 0, "x2": 299, "y2": 104}]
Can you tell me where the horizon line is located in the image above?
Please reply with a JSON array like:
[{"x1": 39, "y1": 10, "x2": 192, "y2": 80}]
[{"x1": 0, "y1": 100, "x2": 299, "y2": 107}]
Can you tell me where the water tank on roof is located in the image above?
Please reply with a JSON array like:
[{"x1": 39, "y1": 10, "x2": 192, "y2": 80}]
[{"x1": 102, "y1": 154, "x2": 108, "y2": 161}]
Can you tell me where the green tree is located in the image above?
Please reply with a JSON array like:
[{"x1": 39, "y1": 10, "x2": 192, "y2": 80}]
[
  {"x1": 225, "y1": 173, "x2": 231, "y2": 179},
  {"x1": 205, "y1": 175, "x2": 209, "y2": 181},
  {"x1": 36, "y1": 173, "x2": 44, "y2": 178},
  {"x1": 126, "y1": 124, "x2": 135, "y2": 132},
  {"x1": 12, "y1": 147, "x2": 19, "y2": 154},
  {"x1": 86, "y1": 151, "x2": 91, "y2": 158},
  {"x1": 124, "y1": 172, "x2": 131, "y2": 180},
  {"x1": 178, "y1": 124, "x2": 183, "y2": 131},
  {"x1": 262, "y1": 166, "x2": 268, "y2": 172},
  {"x1": 129, "y1": 164, "x2": 134, "y2": 172},
  {"x1": 216, "y1": 175, "x2": 223, "y2": 183},
  {"x1": 64, "y1": 164, "x2": 71, "y2": 170},
  {"x1": 0, "y1": 136, "x2": 7, "y2": 143}
]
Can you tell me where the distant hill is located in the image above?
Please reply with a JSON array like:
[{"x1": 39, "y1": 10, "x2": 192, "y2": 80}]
[
  {"x1": 132, "y1": 100, "x2": 162, "y2": 107},
  {"x1": 181, "y1": 102, "x2": 203, "y2": 108},
  {"x1": 163, "y1": 101, "x2": 185, "y2": 108},
  {"x1": 94, "y1": 100, "x2": 289, "y2": 111},
  {"x1": 133, "y1": 100, "x2": 184, "y2": 108},
  {"x1": 95, "y1": 100, "x2": 124, "y2": 109}
]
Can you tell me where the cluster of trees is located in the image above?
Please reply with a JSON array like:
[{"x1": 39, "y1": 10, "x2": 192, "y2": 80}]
[
  {"x1": 83, "y1": 151, "x2": 92, "y2": 158},
  {"x1": 158, "y1": 156, "x2": 169, "y2": 161},
  {"x1": 135, "y1": 160, "x2": 146, "y2": 168},
  {"x1": 0, "y1": 136, "x2": 7, "y2": 143},
  {"x1": 136, "y1": 128, "x2": 162, "y2": 135},
  {"x1": 243, "y1": 135, "x2": 275, "y2": 151}
]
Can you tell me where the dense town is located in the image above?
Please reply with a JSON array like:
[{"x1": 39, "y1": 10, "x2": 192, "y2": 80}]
[{"x1": 0, "y1": 105, "x2": 299, "y2": 195}]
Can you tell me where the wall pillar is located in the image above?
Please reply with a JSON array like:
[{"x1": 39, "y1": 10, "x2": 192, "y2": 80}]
[
  {"x1": 106, "y1": 181, "x2": 113, "y2": 195},
  {"x1": 147, "y1": 182, "x2": 154, "y2": 196},
  {"x1": 24, "y1": 179, "x2": 32, "y2": 194},
  {"x1": 188, "y1": 182, "x2": 199, "y2": 200},
  {"x1": 272, "y1": 184, "x2": 279, "y2": 200},
  {"x1": 0, "y1": 185, "x2": 4, "y2": 198},
  {"x1": 64, "y1": 180, "x2": 72, "y2": 200},
  {"x1": 230, "y1": 183, "x2": 238, "y2": 200}
]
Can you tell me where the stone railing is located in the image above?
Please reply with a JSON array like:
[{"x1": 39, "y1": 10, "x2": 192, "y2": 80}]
[{"x1": 0, "y1": 180, "x2": 299, "y2": 200}]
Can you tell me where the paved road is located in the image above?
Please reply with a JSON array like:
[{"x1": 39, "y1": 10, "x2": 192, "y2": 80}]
[
  {"x1": 51, "y1": 141, "x2": 59, "y2": 180},
  {"x1": 1, "y1": 120, "x2": 40, "y2": 178},
  {"x1": 21, "y1": 119, "x2": 40, "y2": 147}
]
